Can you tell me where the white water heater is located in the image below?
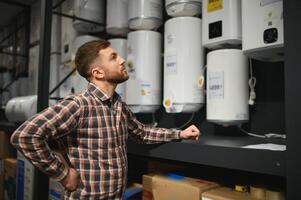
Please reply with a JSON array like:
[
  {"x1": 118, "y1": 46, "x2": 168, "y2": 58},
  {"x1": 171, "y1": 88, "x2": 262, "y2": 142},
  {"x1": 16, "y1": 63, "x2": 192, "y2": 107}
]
[
  {"x1": 71, "y1": 35, "x2": 100, "y2": 94},
  {"x1": 109, "y1": 38, "x2": 127, "y2": 101},
  {"x1": 126, "y1": 31, "x2": 162, "y2": 113},
  {"x1": 73, "y1": 0, "x2": 105, "y2": 33},
  {"x1": 164, "y1": 17, "x2": 205, "y2": 113},
  {"x1": 206, "y1": 49, "x2": 249, "y2": 125},
  {"x1": 242, "y1": 0, "x2": 284, "y2": 62},
  {"x1": 5, "y1": 95, "x2": 37, "y2": 122},
  {"x1": 106, "y1": 0, "x2": 129, "y2": 36},
  {"x1": 165, "y1": 0, "x2": 202, "y2": 17},
  {"x1": 128, "y1": 0, "x2": 163, "y2": 30},
  {"x1": 202, "y1": 0, "x2": 242, "y2": 49}
]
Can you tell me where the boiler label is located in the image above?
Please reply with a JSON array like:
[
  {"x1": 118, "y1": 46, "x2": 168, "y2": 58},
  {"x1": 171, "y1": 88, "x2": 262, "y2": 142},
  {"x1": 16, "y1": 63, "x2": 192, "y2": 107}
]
[
  {"x1": 165, "y1": 54, "x2": 177, "y2": 75},
  {"x1": 208, "y1": 71, "x2": 224, "y2": 99}
]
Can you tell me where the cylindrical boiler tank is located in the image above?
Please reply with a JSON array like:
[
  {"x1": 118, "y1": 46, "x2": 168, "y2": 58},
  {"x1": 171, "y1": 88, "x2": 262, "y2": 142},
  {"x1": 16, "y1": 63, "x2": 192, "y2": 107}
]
[
  {"x1": 126, "y1": 31, "x2": 162, "y2": 113},
  {"x1": 206, "y1": 49, "x2": 249, "y2": 125},
  {"x1": 73, "y1": 0, "x2": 105, "y2": 33},
  {"x1": 165, "y1": 0, "x2": 202, "y2": 17},
  {"x1": 128, "y1": 0, "x2": 163, "y2": 30},
  {"x1": 5, "y1": 95, "x2": 37, "y2": 122},
  {"x1": 106, "y1": 0, "x2": 129, "y2": 36},
  {"x1": 164, "y1": 17, "x2": 205, "y2": 113}
]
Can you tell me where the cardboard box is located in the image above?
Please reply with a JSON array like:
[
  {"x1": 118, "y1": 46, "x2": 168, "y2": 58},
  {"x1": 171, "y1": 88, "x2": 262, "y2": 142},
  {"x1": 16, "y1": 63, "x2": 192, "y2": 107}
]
[
  {"x1": 0, "y1": 131, "x2": 14, "y2": 158},
  {"x1": 202, "y1": 187, "x2": 259, "y2": 200},
  {"x1": 143, "y1": 174, "x2": 219, "y2": 200},
  {"x1": 143, "y1": 174, "x2": 154, "y2": 200},
  {"x1": 4, "y1": 158, "x2": 17, "y2": 200}
]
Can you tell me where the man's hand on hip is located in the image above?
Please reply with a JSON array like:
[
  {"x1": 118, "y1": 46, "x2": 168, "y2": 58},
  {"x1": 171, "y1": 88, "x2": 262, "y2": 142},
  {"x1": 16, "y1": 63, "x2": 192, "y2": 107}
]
[{"x1": 61, "y1": 168, "x2": 80, "y2": 191}]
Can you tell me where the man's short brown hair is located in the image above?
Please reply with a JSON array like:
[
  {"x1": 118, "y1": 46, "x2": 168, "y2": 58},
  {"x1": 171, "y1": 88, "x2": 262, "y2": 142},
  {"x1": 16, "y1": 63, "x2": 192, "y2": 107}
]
[{"x1": 75, "y1": 39, "x2": 110, "y2": 80}]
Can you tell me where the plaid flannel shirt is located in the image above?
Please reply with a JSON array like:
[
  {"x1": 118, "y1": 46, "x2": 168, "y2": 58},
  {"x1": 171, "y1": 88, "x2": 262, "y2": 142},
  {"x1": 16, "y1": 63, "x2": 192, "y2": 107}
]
[{"x1": 11, "y1": 83, "x2": 181, "y2": 200}]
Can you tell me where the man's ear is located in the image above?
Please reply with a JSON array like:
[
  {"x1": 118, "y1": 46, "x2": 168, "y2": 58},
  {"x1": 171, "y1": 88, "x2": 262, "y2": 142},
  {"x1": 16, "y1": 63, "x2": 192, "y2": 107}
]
[{"x1": 91, "y1": 67, "x2": 105, "y2": 79}]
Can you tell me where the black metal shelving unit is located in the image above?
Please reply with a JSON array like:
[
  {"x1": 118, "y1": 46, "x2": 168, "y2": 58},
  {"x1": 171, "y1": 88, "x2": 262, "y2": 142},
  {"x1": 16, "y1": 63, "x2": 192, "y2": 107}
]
[
  {"x1": 127, "y1": 1, "x2": 301, "y2": 199},
  {"x1": 127, "y1": 135, "x2": 286, "y2": 177}
]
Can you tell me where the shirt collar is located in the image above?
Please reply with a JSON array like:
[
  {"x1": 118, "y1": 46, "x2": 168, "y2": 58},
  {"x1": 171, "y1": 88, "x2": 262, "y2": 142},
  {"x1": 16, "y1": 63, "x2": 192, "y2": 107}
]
[{"x1": 88, "y1": 82, "x2": 121, "y2": 102}]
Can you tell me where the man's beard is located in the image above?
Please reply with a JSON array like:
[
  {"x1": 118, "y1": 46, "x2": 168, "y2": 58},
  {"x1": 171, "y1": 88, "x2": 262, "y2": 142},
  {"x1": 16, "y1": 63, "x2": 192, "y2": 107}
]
[{"x1": 106, "y1": 71, "x2": 129, "y2": 84}]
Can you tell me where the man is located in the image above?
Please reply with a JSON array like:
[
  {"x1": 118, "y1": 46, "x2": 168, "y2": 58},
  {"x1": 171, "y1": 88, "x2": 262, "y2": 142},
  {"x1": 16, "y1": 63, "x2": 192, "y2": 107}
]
[{"x1": 11, "y1": 39, "x2": 200, "y2": 199}]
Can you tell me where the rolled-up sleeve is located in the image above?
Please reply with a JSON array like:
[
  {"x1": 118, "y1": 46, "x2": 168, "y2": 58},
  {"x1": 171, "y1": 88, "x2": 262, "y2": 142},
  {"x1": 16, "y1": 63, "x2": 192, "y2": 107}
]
[
  {"x1": 124, "y1": 104, "x2": 181, "y2": 144},
  {"x1": 10, "y1": 97, "x2": 80, "y2": 181}
]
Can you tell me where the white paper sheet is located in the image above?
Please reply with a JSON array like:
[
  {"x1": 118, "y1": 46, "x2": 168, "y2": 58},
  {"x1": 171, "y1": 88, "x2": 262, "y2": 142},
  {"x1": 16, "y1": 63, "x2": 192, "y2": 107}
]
[{"x1": 241, "y1": 143, "x2": 286, "y2": 151}]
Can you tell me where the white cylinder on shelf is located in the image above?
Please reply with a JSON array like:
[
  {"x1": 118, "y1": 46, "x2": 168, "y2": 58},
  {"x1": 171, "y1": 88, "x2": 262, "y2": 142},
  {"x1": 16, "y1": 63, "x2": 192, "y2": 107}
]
[
  {"x1": 128, "y1": 0, "x2": 163, "y2": 30},
  {"x1": 109, "y1": 38, "x2": 127, "y2": 101},
  {"x1": 206, "y1": 49, "x2": 249, "y2": 125},
  {"x1": 126, "y1": 31, "x2": 162, "y2": 113},
  {"x1": 106, "y1": 0, "x2": 129, "y2": 36},
  {"x1": 73, "y1": 0, "x2": 105, "y2": 33},
  {"x1": 202, "y1": 0, "x2": 242, "y2": 49},
  {"x1": 5, "y1": 95, "x2": 37, "y2": 122},
  {"x1": 164, "y1": 17, "x2": 205, "y2": 113},
  {"x1": 165, "y1": 0, "x2": 202, "y2": 17},
  {"x1": 71, "y1": 35, "x2": 100, "y2": 94}
]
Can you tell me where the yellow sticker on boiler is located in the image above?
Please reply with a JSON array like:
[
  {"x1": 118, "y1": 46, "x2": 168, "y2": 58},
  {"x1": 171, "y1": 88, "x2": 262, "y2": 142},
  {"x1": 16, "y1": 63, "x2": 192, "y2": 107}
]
[
  {"x1": 198, "y1": 76, "x2": 205, "y2": 88},
  {"x1": 207, "y1": 0, "x2": 223, "y2": 12},
  {"x1": 141, "y1": 89, "x2": 146, "y2": 96},
  {"x1": 164, "y1": 99, "x2": 172, "y2": 107}
]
